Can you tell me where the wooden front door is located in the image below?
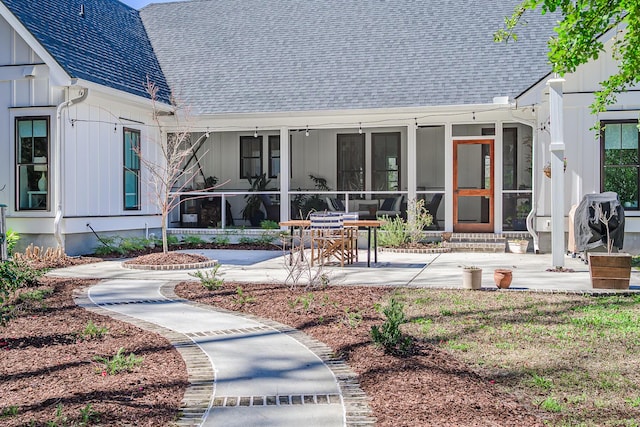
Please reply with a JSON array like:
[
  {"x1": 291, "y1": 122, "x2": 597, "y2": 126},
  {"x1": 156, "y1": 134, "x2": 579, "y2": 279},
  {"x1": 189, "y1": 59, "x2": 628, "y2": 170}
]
[{"x1": 453, "y1": 139, "x2": 494, "y2": 232}]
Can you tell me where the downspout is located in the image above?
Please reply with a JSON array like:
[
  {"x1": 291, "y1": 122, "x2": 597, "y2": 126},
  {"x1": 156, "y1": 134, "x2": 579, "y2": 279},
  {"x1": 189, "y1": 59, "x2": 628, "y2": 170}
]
[
  {"x1": 508, "y1": 109, "x2": 540, "y2": 253},
  {"x1": 54, "y1": 86, "x2": 88, "y2": 250}
]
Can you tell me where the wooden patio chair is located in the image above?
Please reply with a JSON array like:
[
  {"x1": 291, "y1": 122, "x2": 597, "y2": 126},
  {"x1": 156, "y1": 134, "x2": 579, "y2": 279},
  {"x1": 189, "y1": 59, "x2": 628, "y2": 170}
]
[{"x1": 310, "y1": 212, "x2": 354, "y2": 267}]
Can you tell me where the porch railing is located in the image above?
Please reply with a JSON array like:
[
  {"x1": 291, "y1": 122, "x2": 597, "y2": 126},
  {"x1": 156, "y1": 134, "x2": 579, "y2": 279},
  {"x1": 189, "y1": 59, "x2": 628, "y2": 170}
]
[{"x1": 169, "y1": 189, "x2": 445, "y2": 229}]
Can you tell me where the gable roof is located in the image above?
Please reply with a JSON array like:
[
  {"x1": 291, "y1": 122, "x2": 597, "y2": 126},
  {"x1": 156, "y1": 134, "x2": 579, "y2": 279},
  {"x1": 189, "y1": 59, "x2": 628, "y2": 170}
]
[
  {"x1": 141, "y1": 0, "x2": 556, "y2": 115},
  {"x1": 1, "y1": 0, "x2": 171, "y2": 104}
]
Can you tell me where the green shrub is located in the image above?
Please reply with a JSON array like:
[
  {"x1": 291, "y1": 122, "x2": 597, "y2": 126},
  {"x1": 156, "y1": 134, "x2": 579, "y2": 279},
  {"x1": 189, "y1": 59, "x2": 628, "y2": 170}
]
[
  {"x1": 183, "y1": 235, "x2": 206, "y2": 245},
  {"x1": 6, "y1": 229, "x2": 19, "y2": 256},
  {"x1": 81, "y1": 320, "x2": 109, "y2": 340},
  {"x1": 94, "y1": 347, "x2": 143, "y2": 375},
  {"x1": 378, "y1": 199, "x2": 433, "y2": 247},
  {"x1": 188, "y1": 265, "x2": 224, "y2": 290},
  {"x1": 260, "y1": 220, "x2": 279, "y2": 229},
  {"x1": 370, "y1": 297, "x2": 413, "y2": 355},
  {"x1": 238, "y1": 236, "x2": 257, "y2": 245},
  {"x1": 378, "y1": 215, "x2": 407, "y2": 247},
  {"x1": 211, "y1": 236, "x2": 230, "y2": 245}
]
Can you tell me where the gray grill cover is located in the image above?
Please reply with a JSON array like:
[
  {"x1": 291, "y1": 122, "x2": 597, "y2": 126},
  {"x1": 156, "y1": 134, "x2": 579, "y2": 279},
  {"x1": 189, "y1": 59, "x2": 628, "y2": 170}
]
[{"x1": 574, "y1": 192, "x2": 625, "y2": 252}]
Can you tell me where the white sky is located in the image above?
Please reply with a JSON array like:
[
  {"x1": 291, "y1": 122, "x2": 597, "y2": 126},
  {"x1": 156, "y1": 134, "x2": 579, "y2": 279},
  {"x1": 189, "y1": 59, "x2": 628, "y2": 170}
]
[{"x1": 120, "y1": 0, "x2": 187, "y2": 10}]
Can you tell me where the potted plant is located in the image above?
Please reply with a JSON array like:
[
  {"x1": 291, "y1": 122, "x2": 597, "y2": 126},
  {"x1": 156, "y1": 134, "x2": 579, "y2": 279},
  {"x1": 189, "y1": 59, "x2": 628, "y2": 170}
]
[
  {"x1": 512, "y1": 200, "x2": 530, "y2": 231},
  {"x1": 588, "y1": 201, "x2": 631, "y2": 289},
  {"x1": 242, "y1": 173, "x2": 272, "y2": 226},
  {"x1": 462, "y1": 266, "x2": 482, "y2": 290}
]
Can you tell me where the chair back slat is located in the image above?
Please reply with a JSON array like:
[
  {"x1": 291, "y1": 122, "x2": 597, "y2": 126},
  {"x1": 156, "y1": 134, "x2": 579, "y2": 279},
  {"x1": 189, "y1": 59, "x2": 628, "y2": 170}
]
[{"x1": 310, "y1": 212, "x2": 344, "y2": 229}]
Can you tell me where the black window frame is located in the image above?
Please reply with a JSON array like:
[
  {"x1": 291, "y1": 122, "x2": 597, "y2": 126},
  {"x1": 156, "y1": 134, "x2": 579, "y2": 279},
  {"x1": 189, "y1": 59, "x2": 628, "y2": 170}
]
[
  {"x1": 123, "y1": 127, "x2": 141, "y2": 211},
  {"x1": 337, "y1": 133, "x2": 365, "y2": 192},
  {"x1": 15, "y1": 116, "x2": 50, "y2": 211},
  {"x1": 240, "y1": 135, "x2": 263, "y2": 179},
  {"x1": 600, "y1": 119, "x2": 640, "y2": 210},
  {"x1": 371, "y1": 132, "x2": 401, "y2": 192}
]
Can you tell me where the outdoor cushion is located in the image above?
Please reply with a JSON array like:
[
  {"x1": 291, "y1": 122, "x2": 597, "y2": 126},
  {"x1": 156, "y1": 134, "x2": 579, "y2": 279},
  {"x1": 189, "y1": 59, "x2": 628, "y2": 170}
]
[
  {"x1": 379, "y1": 197, "x2": 395, "y2": 211},
  {"x1": 326, "y1": 197, "x2": 346, "y2": 211}
]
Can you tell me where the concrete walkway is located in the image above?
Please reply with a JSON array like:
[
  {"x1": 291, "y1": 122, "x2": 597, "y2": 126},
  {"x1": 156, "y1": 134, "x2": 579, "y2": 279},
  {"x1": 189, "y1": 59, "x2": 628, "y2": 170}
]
[{"x1": 53, "y1": 249, "x2": 640, "y2": 426}]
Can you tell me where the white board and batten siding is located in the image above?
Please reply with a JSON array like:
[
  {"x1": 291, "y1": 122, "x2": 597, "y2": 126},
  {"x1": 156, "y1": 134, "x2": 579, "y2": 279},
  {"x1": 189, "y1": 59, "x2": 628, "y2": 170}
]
[{"x1": 0, "y1": 15, "x2": 164, "y2": 254}]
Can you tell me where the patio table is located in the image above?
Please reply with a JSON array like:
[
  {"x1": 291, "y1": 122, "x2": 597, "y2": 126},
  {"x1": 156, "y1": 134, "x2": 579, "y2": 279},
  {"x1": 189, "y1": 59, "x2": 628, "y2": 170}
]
[{"x1": 279, "y1": 219, "x2": 382, "y2": 267}]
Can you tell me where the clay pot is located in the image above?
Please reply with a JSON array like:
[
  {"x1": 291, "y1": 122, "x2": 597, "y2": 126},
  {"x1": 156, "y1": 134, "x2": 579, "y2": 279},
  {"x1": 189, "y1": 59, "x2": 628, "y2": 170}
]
[
  {"x1": 493, "y1": 269, "x2": 513, "y2": 289},
  {"x1": 462, "y1": 268, "x2": 482, "y2": 290}
]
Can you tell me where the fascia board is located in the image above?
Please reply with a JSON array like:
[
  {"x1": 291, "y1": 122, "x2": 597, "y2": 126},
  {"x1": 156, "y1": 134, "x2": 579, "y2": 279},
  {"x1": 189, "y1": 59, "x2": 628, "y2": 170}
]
[
  {"x1": 192, "y1": 102, "x2": 511, "y2": 123},
  {"x1": 73, "y1": 78, "x2": 173, "y2": 112}
]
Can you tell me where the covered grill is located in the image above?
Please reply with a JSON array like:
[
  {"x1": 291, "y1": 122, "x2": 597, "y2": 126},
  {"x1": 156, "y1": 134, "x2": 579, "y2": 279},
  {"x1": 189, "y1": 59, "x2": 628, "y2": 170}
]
[{"x1": 573, "y1": 192, "x2": 625, "y2": 254}]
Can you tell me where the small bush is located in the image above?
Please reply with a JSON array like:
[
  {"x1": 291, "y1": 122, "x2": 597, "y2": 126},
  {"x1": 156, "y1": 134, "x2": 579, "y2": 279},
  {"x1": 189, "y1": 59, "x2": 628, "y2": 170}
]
[
  {"x1": 6, "y1": 229, "x2": 20, "y2": 256},
  {"x1": 233, "y1": 286, "x2": 255, "y2": 306},
  {"x1": 370, "y1": 298, "x2": 412, "y2": 355},
  {"x1": 183, "y1": 235, "x2": 206, "y2": 245},
  {"x1": 189, "y1": 265, "x2": 224, "y2": 290},
  {"x1": 378, "y1": 199, "x2": 433, "y2": 247},
  {"x1": 211, "y1": 236, "x2": 230, "y2": 245},
  {"x1": 94, "y1": 347, "x2": 143, "y2": 375},
  {"x1": 378, "y1": 215, "x2": 407, "y2": 247},
  {"x1": 81, "y1": 320, "x2": 109, "y2": 340},
  {"x1": 260, "y1": 220, "x2": 279, "y2": 229}
]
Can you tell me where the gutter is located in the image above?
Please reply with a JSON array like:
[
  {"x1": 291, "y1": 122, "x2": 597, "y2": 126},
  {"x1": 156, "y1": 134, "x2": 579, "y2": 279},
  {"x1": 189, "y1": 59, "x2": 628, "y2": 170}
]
[{"x1": 54, "y1": 86, "x2": 89, "y2": 250}]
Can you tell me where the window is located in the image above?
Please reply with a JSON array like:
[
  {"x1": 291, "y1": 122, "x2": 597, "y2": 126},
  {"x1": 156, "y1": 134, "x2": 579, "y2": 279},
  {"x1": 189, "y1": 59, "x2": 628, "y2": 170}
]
[
  {"x1": 123, "y1": 128, "x2": 141, "y2": 210},
  {"x1": 16, "y1": 117, "x2": 49, "y2": 211},
  {"x1": 601, "y1": 120, "x2": 639, "y2": 209},
  {"x1": 372, "y1": 132, "x2": 400, "y2": 191},
  {"x1": 337, "y1": 133, "x2": 365, "y2": 191},
  {"x1": 240, "y1": 135, "x2": 262, "y2": 178},
  {"x1": 268, "y1": 135, "x2": 280, "y2": 178}
]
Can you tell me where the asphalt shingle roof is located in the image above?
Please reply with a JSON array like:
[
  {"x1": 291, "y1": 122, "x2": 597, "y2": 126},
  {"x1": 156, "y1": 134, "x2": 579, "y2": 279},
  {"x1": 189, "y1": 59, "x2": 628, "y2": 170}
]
[
  {"x1": 140, "y1": 0, "x2": 556, "y2": 115},
  {"x1": 1, "y1": 0, "x2": 171, "y2": 103}
]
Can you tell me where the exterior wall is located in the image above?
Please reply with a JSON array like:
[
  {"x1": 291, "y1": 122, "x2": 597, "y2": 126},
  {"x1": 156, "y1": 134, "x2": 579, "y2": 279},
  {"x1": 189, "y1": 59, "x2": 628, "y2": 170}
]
[
  {"x1": 520, "y1": 32, "x2": 640, "y2": 254},
  {"x1": 0, "y1": 15, "x2": 164, "y2": 255}
]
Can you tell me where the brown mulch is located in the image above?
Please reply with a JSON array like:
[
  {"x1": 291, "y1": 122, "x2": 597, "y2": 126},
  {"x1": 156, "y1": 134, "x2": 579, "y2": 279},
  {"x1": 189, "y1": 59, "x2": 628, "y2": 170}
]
[
  {"x1": 123, "y1": 252, "x2": 209, "y2": 266},
  {"x1": 175, "y1": 282, "x2": 547, "y2": 426},
  {"x1": 0, "y1": 277, "x2": 188, "y2": 426}
]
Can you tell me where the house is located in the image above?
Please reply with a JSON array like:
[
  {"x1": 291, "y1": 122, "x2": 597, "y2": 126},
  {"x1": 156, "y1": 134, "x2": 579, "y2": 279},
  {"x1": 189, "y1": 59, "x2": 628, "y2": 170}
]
[{"x1": 1, "y1": 0, "x2": 639, "y2": 256}]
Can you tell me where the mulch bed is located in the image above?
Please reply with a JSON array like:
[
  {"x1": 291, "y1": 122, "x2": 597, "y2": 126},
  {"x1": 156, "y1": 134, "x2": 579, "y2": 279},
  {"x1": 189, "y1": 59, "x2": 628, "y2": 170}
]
[
  {"x1": 0, "y1": 276, "x2": 188, "y2": 426},
  {"x1": 175, "y1": 282, "x2": 548, "y2": 426}
]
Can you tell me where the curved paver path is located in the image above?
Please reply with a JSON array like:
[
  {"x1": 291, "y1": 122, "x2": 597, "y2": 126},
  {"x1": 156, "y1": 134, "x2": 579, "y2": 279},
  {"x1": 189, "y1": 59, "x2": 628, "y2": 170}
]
[{"x1": 73, "y1": 277, "x2": 374, "y2": 427}]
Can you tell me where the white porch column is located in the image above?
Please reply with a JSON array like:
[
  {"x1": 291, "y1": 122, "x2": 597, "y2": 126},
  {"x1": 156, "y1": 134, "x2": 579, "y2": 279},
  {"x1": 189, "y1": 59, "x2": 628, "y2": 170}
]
[
  {"x1": 494, "y1": 121, "x2": 503, "y2": 233},
  {"x1": 407, "y1": 122, "x2": 417, "y2": 221},
  {"x1": 444, "y1": 123, "x2": 453, "y2": 231},
  {"x1": 548, "y1": 78, "x2": 566, "y2": 267},
  {"x1": 279, "y1": 127, "x2": 290, "y2": 223}
]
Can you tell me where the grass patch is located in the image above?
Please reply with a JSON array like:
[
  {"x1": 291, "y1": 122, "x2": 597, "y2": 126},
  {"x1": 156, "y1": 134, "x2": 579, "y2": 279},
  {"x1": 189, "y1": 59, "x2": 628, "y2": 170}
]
[{"x1": 401, "y1": 289, "x2": 640, "y2": 426}]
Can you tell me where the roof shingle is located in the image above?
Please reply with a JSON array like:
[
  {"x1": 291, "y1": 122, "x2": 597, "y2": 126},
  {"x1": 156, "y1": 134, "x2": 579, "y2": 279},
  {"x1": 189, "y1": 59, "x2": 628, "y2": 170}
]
[
  {"x1": 140, "y1": 0, "x2": 556, "y2": 115},
  {"x1": 1, "y1": 0, "x2": 171, "y2": 103}
]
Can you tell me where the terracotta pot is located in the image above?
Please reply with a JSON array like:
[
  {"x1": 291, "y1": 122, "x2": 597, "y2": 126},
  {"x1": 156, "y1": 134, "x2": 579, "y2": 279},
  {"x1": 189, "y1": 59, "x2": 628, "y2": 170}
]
[{"x1": 493, "y1": 269, "x2": 513, "y2": 289}]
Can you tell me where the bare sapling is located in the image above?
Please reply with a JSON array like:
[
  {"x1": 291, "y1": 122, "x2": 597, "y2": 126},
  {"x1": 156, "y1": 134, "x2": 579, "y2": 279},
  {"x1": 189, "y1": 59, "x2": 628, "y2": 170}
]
[{"x1": 136, "y1": 78, "x2": 227, "y2": 253}]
